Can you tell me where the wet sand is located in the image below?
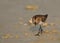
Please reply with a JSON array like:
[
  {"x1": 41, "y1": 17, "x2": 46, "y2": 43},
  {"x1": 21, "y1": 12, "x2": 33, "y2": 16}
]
[{"x1": 0, "y1": 0, "x2": 60, "y2": 43}]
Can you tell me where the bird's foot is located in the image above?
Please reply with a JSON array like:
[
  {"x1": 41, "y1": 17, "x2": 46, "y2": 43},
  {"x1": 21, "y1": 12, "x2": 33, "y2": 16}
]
[{"x1": 35, "y1": 34, "x2": 40, "y2": 36}]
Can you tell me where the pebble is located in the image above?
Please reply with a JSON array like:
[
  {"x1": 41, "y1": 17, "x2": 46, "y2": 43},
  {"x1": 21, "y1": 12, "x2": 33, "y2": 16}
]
[
  {"x1": 42, "y1": 22, "x2": 48, "y2": 27},
  {"x1": 52, "y1": 30, "x2": 57, "y2": 33},
  {"x1": 15, "y1": 35, "x2": 19, "y2": 39},
  {"x1": 2, "y1": 34, "x2": 11, "y2": 39},
  {"x1": 24, "y1": 33, "x2": 28, "y2": 36},
  {"x1": 50, "y1": 23, "x2": 55, "y2": 26},
  {"x1": 19, "y1": 22, "x2": 23, "y2": 24},
  {"x1": 44, "y1": 30, "x2": 49, "y2": 34},
  {"x1": 24, "y1": 23, "x2": 28, "y2": 26},
  {"x1": 25, "y1": 5, "x2": 38, "y2": 10}
]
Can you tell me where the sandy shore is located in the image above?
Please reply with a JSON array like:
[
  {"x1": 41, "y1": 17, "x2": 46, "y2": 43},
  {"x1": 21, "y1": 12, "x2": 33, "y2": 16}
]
[{"x1": 0, "y1": 0, "x2": 60, "y2": 43}]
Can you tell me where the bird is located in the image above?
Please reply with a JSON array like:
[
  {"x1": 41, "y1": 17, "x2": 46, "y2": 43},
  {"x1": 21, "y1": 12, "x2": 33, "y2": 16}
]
[{"x1": 29, "y1": 14, "x2": 48, "y2": 36}]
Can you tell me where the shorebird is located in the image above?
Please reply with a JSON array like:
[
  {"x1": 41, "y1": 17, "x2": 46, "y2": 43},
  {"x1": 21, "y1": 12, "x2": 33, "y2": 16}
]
[{"x1": 29, "y1": 14, "x2": 48, "y2": 36}]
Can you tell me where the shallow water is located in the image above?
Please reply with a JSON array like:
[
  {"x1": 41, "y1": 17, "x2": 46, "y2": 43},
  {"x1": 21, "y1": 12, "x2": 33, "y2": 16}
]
[{"x1": 0, "y1": 0, "x2": 60, "y2": 43}]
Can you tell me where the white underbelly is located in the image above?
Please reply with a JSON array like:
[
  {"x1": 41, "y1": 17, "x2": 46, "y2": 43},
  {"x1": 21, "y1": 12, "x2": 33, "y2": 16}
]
[{"x1": 39, "y1": 21, "x2": 44, "y2": 25}]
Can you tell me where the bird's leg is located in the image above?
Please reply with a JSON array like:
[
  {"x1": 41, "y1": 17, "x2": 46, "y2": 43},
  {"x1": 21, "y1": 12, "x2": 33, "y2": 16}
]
[
  {"x1": 35, "y1": 25, "x2": 43, "y2": 36},
  {"x1": 35, "y1": 27, "x2": 40, "y2": 36},
  {"x1": 40, "y1": 25, "x2": 43, "y2": 34}
]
